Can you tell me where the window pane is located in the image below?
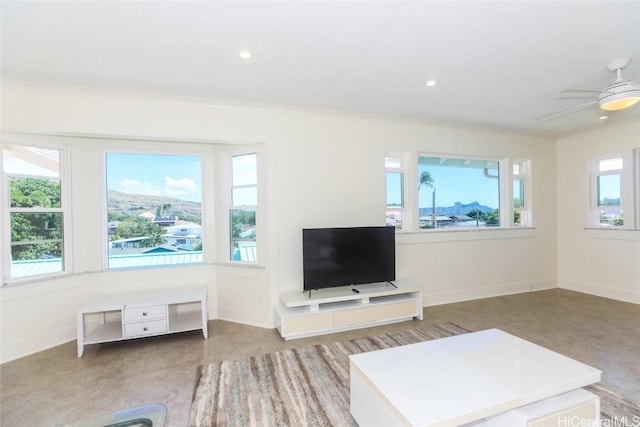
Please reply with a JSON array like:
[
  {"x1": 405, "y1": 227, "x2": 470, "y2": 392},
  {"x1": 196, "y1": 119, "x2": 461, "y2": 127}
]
[
  {"x1": 386, "y1": 210, "x2": 402, "y2": 229},
  {"x1": 11, "y1": 212, "x2": 63, "y2": 241},
  {"x1": 513, "y1": 164, "x2": 521, "y2": 175},
  {"x1": 599, "y1": 157, "x2": 622, "y2": 172},
  {"x1": 385, "y1": 156, "x2": 402, "y2": 169},
  {"x1": 11, "y1": 241, "x2": 62, "y2": 261},
  {"x1": 513, "y1": 179, "x2": 524, "y2": 208},
  {"x1": 597, "y1": 174, "x2": 620, "y2": 206},
  {"x1": 106, "y1": 153, "x2": 203, "y2": 269},
  {"x1": 598, "y1": 209, "x2": 623, "y2": 227},
  {"x1": 386, "y1": 172, "x2": 403, "y2": 208},
  {"x1": 2, "y1": 144, "x2": 60, "y2": 178},
  {"x1": 10, "y1": 178, "x2": 61, "y2": 208},
  {"x1": 232, "y1": 154, "x2": 257, "y2": 186},
  {"x1": 232, "y1": 187, "x2": 257, "y2": 206},
  {"x1": 418, "y1": 156, "x2": 500, "y2": 228},
  {"x1": 4, "y1": 145, "x2": 66, "y2": 280},
  {"x1": 230, "y1": 209, "x2": 256, "y2": 262},
  {"x1": 11, "y1": 242, "x2": 63, "y2": 277}
]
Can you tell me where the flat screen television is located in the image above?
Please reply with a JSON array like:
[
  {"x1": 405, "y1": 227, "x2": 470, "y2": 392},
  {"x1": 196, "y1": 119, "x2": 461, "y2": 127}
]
[{"x1": 302, "y1": 226, "x2": 396, "y2": 291}]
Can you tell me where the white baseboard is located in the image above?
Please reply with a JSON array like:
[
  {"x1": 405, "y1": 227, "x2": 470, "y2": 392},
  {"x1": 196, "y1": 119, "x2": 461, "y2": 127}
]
[
  {"x1": 423, "y1": 279, "x2": 556, "y2": 307},
  {"x1": 1, "y1": 324, "x2": 76, "y2": 364},
  {"x1": 559, "y1": 280, "x2": 640, "y2": 305}
]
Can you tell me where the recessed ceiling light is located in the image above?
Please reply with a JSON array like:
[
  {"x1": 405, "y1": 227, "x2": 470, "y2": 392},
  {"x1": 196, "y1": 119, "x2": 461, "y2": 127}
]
[
  {"x1": 239, "y1": 50, "x2": 252, "y2": 60},
  {"x1": 425, "y1": 80, "x2": 437, "y2": 87},
  {"x1": 599, "y1": 115, "x2": 608, "y2": 120}
]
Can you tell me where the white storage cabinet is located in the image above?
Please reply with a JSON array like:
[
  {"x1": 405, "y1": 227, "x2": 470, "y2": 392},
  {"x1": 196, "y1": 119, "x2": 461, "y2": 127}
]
[{"x1": 77, "y1": 287, "x2": 208, "y2": 357}]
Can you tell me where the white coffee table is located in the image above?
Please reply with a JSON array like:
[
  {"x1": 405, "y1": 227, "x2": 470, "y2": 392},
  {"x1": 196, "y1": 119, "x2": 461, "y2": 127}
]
[{"x1": 349, "y1": 329, "x2": 601, "y2": 426}]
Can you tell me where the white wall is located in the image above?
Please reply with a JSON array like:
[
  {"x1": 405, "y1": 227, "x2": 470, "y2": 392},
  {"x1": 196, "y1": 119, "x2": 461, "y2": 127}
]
[
  {"x1": 1, "y1": 81, "x2": 558, "y2": 363},
  {"x1": 556, "y1": 119, "x2": 640, "y2": 304}
]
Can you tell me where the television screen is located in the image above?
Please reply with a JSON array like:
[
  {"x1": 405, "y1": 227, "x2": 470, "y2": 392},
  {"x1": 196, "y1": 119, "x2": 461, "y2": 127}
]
[{"x1": 302, "y1": 226, "x2": 396, "y2": 291}]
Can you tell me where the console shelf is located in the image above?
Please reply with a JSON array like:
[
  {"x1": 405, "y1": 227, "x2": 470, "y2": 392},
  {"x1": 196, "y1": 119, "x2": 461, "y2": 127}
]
[{"x1": 275, "y1": 281, "x2": 423, "y2": 340}]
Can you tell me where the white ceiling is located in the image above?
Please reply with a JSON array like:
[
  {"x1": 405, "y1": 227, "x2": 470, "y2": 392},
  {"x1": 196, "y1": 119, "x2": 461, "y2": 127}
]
[{"x1": 2, "y1": 1, "x2": 640, "y2": 137}]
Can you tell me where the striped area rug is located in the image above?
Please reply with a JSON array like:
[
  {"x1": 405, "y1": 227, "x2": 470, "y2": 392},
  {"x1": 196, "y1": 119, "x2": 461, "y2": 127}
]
[{"x1": 188, "y1": 323, "x2": 639, "y2": 426}]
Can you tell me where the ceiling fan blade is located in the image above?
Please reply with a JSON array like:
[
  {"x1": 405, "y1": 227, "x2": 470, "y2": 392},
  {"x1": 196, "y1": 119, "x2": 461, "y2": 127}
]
[
  {"x1": 559, "y1": 89, "x2": 601, "y2": 94},
  {"x1": 534, "y1": 100, "x2": 598, "y2": 123}
]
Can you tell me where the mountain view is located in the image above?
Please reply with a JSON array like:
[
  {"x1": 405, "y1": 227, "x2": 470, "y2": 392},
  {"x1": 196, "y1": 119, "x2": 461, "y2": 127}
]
[
  {"x1": 107, "y1": 190, "x2": 202, "y2": 222},
  {"x1": 419, "y1": 201, "x2": 495, "y2": 217}
]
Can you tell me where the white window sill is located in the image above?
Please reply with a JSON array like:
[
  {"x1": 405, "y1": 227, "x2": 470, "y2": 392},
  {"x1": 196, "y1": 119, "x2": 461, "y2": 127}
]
[
  {"x1": 396, "y1": 227, "x2": 535, "y2": 244},
  {"x1": 584, "y1": 227, "x2": 640, "y2": 241}
]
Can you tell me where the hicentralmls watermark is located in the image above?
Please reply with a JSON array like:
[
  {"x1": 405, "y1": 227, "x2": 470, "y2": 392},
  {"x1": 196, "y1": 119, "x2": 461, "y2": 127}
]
[{"x1": 557, "y1": 416, "x2": 640, "y2": 427}]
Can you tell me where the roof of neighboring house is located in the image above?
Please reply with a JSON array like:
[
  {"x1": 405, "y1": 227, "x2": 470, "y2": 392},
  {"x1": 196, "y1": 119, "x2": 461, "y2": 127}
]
[
  {"x1": 419, "y1": 216, "x2": 453, "y2": 221},
  {"x1": 108, "y1": 251, "x2": 203, "y2": 268},
  {"x1": 451, "y1": 215, "x2": 473, "y2": 220},
  {"x1": 138, "y1": 212, "x2": 156, "y2": 219},
  {"x1": 11, "y1": 258, "x2": 62, "y2": 278}
]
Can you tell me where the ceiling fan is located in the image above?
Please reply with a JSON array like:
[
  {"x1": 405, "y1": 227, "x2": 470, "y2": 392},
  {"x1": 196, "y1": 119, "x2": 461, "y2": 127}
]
[{"x1": 536, "y1": 57, "x2": 640, "y2": 123}]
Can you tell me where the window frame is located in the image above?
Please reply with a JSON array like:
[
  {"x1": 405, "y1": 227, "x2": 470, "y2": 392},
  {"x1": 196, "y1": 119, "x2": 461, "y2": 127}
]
[
  {"x1": 635, "y1": 148, "x2": 640, "y2": 230},
  {"x1": 225, "y1": 149, "x2": 258, "y2": 264},
  {"x1": 417, "y1": 153, "x2": 504, "y2": 230},
  {"x1": 387, "y1": 151, "x2": 531, "y2": 232},
  {"x1": 512, "y1": 159, "x2": 532, "y2": 227},
  {"x1": 590, "y1": 154, "x2": 624, "y2": 228},
  {"x1": 102, "y1": 149, "x2": 205, "y2": 271},
  {"x1": 2, "y1": 140, "x2": 72, "y2": 284},
  {"x1": 385, "y1": 153, "x2": 408, "y2": 230}
]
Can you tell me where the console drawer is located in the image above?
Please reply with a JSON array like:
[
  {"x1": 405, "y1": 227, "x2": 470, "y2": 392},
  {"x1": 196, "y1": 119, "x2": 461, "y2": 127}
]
[
  {"x1": 124, "y1": 319, "x2": 167, "y2": 337},
  {"x1": 334, "y1": 306, "x2": 378, "y2": 327},
  {"x1": 283, "y1": 312, "x2": 334, "y2": 334},
  {"x1": 378, "y1": 300, "x2": 418, "y2": 319},
  {"x1": 123, "y1": 305, "x2": 166, "y2": 322}
]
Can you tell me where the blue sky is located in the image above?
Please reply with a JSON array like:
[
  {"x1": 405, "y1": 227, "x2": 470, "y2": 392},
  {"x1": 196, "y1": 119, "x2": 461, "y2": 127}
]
[
  {"x1": 418, "y1": 165, "x2": 500, "y2": 208},
  {"x1": 106, "y1": 153, "x2": 202, "y2": 203},
  {"x1": 388, "y1": 165, "x2": 500, "y2": 209}
]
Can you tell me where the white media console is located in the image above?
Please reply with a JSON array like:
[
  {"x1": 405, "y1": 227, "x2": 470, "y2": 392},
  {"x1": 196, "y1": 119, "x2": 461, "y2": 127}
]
[
  {"x1": 76, "y1": 287, "x2": 208, "y2": 357},
  {"x1": 275, "y1": 281, "x2": 423, "y2": 340}
]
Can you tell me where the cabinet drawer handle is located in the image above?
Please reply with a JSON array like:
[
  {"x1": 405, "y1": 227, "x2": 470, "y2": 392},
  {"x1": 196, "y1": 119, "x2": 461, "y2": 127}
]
[
  {"x1": 142, "y1": 312, "x2": 148, "y2": 316},
  {"x1": 143, "y1": 327, "x2": 148, "y2": 331}
]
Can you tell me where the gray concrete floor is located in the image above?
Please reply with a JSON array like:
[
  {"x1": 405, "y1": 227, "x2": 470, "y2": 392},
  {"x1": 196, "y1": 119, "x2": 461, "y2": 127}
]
[{"x1": 1, "y1": 289, "x2": 638, "y2": 426}]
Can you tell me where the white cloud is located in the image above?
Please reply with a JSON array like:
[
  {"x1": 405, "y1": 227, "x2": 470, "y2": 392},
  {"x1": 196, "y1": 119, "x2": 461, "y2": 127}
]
[
  {"x1": 164, "y1": 176, "x2": 196, "y2": 191},
  {"x1": 119, "y1": 179, "x2": 161, "y2": 196},
  {"x1": 116, "y1": 177, "x2": 198, "y2": 200},
  {"x1": 163, "y1": 176, "x2": 197, "y2": 198}
]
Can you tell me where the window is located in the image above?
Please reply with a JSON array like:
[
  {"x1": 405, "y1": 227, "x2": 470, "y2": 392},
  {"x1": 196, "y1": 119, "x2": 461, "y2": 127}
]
[
  {"x1": 105, "y1": 152, "x2": 203, "y2": 269},
  {"x1": 229, "y1": 153, "x2": 257, "y2": 262},
  {"x1": 385, "y1": 156, "x2": 405, "y2": 230},
  {"x1": 2, "y1": 143, "x2": 69, "y2": 281},
  {"x1": 512, "y1": 161, "x2": 531, "y2": 227},
  {"x1": 418, "y1": 156, "x2": 501, "y2": 229},
  {"x1": 635, "y1": 148, "x2": 640, "y2": 230},
  {"x1": 592, "y1": 156, "x2": 623, "y2": 227}
]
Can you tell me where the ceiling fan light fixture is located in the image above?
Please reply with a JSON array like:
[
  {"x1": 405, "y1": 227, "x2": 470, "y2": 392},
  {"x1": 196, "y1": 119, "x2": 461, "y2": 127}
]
[
  {"x1": 598, "y1": 86, "x2": 640, "y2": 111},
  {"x1": 599, "y1": 96, "x2": 640, "y2": 111}
]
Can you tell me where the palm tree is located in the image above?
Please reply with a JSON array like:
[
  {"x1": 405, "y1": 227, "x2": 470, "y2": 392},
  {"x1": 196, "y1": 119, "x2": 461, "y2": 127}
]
[
  {"x1": 419, "y1": 171, "x2": 437, "y2": 228},
  {"x1": 419, "y1": 171, "x2": 434, "y2": 191}
]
